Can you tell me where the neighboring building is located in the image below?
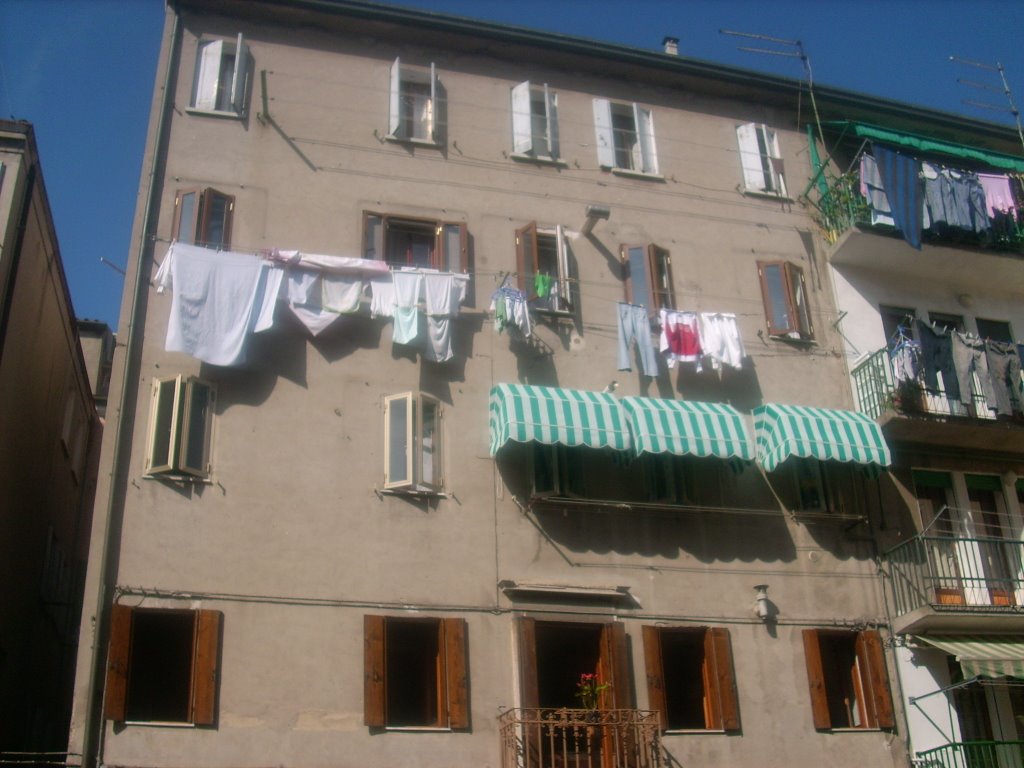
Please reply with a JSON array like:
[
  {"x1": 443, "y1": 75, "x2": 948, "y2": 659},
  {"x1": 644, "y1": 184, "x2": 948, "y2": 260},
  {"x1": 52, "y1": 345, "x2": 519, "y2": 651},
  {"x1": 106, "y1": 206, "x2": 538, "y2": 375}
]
[
  {"x1": 67, "y1": 2, "x2": 1023, "y2": 768},
  {"x1": 0, "y1": 121, "x2": 101, "y2": 754},
  {"x1": 77, "y1": 320, "x2": 115, "y2": 418},
  {"x1": 815, "y1": 124, "x2": 1024, "y2": 764}
]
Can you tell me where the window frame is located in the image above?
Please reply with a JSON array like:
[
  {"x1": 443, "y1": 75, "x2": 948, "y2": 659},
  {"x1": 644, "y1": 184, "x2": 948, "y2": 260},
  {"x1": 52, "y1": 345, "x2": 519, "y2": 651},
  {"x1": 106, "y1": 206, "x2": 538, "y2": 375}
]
[
  {"x1": 593, "y1": 98, "x2": 659, "y2": 176},
  {"x1": 172, "y1": 188, "x2": 235, "y2": 249},
  {"x1": 643, "y1": 625, "x2": 739, "y2": 732},
  {"x1": 757, "y1": 260, "x2": 813, "y2": 340},
  {"x1": 511, "y1": 81, "x2": 560, "y2": 161},
  {"x1": 621, "y1": 243, "x2": 675, "y2": 318},
  {"x1": 515, "y1": 221, "x2": 572, "y2": 314},
  {"x1": 363, "y1": 211, "x2": 467, "y2": 272},
  {"x1": 383, "y1": 392, "x2": 444, "y2": 493},
  {"x1": 144, "y1": 375, "x2": 216, "y2": 480},
  {"x1": 802, "y1": 629, "x2": 894, "y2": 731},
  {"x1": 736, "y1": 123, "x2": 787, "y2": 197},
  {"x1": 388, "y1": 58, "x2": 441, "y2": 145},
  {"x1": 189, "y1": 34, "x2": 250, "y2": 117},
  {"x1": 364, "y1": 614, "x2": 468, "y2": 729},
  {"x1": 104, "y1": 604, "x2": 222, "y2": 725}
]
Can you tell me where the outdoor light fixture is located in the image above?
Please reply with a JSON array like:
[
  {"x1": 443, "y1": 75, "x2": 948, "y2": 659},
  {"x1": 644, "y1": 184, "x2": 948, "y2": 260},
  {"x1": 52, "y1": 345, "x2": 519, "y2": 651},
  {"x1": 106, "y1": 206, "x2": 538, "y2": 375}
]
[
  {"x1": 580, "y1": 204, "x2": 611, "y2": 236},
  {"x1": 754, "y1": 584, "x2": 770, "y2": 621}
]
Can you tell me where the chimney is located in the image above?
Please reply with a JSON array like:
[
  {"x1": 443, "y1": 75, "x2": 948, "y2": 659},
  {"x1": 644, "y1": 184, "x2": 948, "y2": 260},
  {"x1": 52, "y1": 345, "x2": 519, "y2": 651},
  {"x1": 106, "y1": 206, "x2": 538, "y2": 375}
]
[{"x1": 662, "y1": 36, "x2": 679, "y2": 56}]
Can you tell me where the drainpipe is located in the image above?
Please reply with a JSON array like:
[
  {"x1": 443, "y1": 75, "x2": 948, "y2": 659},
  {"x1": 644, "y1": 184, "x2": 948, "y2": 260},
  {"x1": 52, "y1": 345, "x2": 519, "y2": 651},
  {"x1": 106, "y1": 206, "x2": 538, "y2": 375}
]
[{"x1": 77, "y1": 6, "x2": 181, "y2": 766}]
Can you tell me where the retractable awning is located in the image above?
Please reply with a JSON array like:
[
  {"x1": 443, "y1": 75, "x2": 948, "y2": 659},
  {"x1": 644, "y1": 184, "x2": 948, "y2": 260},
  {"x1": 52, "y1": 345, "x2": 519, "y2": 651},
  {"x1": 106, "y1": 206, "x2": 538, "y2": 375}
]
[
  {"x1": 488, "y1": 384, "x2": 631, "y2": 456},
  {"x1": 620, "y1": 397, "x2": 754, "y2": 461},
  {"x1": 753, "y1": 403, "x2": 892, "y2": 472},
  {"x1": 920, "y1": 636, "x2": 1024, "y2": 679}
]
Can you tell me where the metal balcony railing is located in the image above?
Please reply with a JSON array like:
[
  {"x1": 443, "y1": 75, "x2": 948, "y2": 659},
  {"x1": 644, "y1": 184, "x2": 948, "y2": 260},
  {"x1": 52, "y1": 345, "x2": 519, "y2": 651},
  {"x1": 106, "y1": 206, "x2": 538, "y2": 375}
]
[
  {"x1": 498, "y1": 708, "x2": 663, "y2": 768},
  {"x1": 915, "y1": 740, "x2": 1024, "y2": 768},
  {"x1": 852, "y1": 347, "x2": 997, "y2": 422},
  {"x1": 886, "y1": 532, "x2": 1024, "y2": 618}
]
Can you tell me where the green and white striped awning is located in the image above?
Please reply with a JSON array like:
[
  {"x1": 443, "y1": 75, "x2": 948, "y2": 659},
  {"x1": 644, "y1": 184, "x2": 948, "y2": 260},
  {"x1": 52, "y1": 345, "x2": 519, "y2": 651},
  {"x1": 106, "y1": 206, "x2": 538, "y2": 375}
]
[
  {"x1": 753, "y1": 403, "x2": 892, "y2": 472},
  {"x1": 620, "y1": 397, "x2": 755, "y2": 461},
  {"x1": 488, "y1": 384, "x2": 631, "y2": 456},
  {"x1": 920, "y1": 636, "x2": 1024, "y2": 679}
]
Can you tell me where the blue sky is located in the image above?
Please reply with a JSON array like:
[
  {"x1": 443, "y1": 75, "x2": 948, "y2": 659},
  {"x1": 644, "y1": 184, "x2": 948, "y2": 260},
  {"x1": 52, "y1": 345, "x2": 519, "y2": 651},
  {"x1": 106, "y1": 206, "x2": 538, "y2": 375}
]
[{"x1": 2, "y1": 0, "x2": 1022, "y2": 329}]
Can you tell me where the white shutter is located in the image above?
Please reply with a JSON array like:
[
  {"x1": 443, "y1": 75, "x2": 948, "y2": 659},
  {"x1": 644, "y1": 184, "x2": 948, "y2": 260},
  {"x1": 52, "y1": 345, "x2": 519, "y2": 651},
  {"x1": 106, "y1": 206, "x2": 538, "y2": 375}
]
[
  {"x1": 193, "y1": 40, "x2": 223, "y2": 111},
  {"x1": 737, "y1": 123, "x2": 766, "y2": 191},
  {"x1": 511, "y1": 81, "x2": 532, "y2": 154},
  {"x1": 230, "y1": 33, "x2": 248, "y2": 115},
  {"x1": 545, "y1": 85, "x2": 559, "y2": 159},
  {"x1": 767, "y1": 128, "x2": 787, "y2": 195},
  {"x1": 428, "y1": 62, "x2": 438, "y2": 142},
  {"x1": 592, "y1": 98, "x2": 615, "y2": 168},
  {"x1": 635, "y1": 105, "x2": 658, "y2": 175},
  {"x1": 556, "y1": 224, "x2": 571, "y2": 311},
  {"x1": 388, "y1": 57, "x2": 402, "y2": 137}
]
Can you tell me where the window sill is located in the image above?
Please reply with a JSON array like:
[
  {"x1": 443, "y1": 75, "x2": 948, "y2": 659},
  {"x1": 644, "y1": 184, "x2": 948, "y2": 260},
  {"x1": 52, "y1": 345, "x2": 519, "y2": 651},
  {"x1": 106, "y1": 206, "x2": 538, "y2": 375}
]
[
  {"x1": 742, "y1": 189, "x2": 793, "y2": 202},
  {"x1": 664, "y1": 729, "x2": 727, "y2": 735},
  {"x1": 384, "y1": 726, "x2": 453, "y2": 732},
  {"x1": 123, "y1": 720, "x2": 196, "y2": 728},
  {"x1": 827, "y1": 727, "x2": 884, "y2": 733},
  {"x1": 143, "y1": 472, "x2": 213, "y2": 484},
  {"x1": 185, "y1": 107, "x2": 243, "y2": 120},
  {"x1": 608, "y1": 167, "x2": 664, "y2": 181},
  {"x1": 766, "y1": 333, "x2": 816, "y2": 345},
  {"x1": 378, "y1": 487, "x2": 448, "y2": 499},
  {"x1": 510, "y1": 152, "x2": 568, "y2": 167},
  {"x1": 384, "y1": 135, "x2": 442, "y2": 149}
]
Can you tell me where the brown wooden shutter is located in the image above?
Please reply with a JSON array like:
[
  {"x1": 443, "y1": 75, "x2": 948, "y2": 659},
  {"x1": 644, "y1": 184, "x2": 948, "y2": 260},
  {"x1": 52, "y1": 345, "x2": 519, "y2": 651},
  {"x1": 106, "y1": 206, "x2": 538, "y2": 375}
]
[
  {"x1": 515, "y1": 617, "x2": 539, "y2": 709},
  {"x1": 515, "y1": 222, "x2": 537, "y2": 295},
  {"x1": 103, "y1": 604, "x2": 133, "y2": 721},
  {"x1": 705, "y1": 628, "x2": 740, "y2": 732},
  {"x1": 364, "y1": 615, "x2": 387, "y2": 727},
  {"x1": 443, "y1": 618, "x2": 469, "y2": 729},
  {"x1": 802, "y1": 629, "x2": 831, "y2": 729},
  {"x1": 600, "y1": 622, "x2": 631, "y2": 709},
  {"x1": 641, "y1": 626, "x2": 668, "y2": 731},
  {"x1": 857, "y1": 630, "x2": 895, "y2": 729},
  {"x1": 191, "y1": 609, "x2": 221, "y2": 725}
]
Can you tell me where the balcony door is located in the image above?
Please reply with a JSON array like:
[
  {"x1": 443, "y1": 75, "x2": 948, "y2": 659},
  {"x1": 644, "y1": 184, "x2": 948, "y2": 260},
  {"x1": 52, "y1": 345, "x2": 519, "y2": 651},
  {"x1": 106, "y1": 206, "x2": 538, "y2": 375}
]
[
  {"x1": 915, "y1": 471, "x2": 966, "y2": 605},
  {"x1": 966, "y1": 475, "x2": 1021, "y2": 607}
]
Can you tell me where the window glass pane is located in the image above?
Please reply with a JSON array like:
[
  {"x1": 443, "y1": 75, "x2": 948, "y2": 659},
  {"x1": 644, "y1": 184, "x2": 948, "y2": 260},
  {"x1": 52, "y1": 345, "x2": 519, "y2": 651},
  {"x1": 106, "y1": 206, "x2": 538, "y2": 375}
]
[
  {"x1": 152, "y1": 379, "x2": 179, "y2": 469},
  {"x1": 530, "y1": 92, "x2": 549, "y2": 156},
  {"x1": 976, "y1": 318, "x2": 1013, "y2": 343},
  {"x1": 610, "y1": 104, "x2": 637, "y2": 169},
  {"x1": 126, "y1": 611, "x2": 195, "y2": 723},
  {"x1": 182, "y1": 382, "x2": 211, "y2": 473},
  {"x1": 420, "y1": 398, "x2": 438, "y2": 487},
  {"x1": 387, "y1": 220, "x2": 435, "y2": 267},
  {"x1": 762, "y1": 263, "x2": 791, "y2": 332},
  {"x1": 388, "y1": 396, "x2": 410, "y2": 485},
  {"x1": 385, "y1": 619, "x2": 440, "y2": 726},
  {"x1": 364, "y1": 215, "x2": 382, "y2": 260},
  {"x1": 204, "y1": 193, "x2": 231, "y2": 248},
  {"x1": 177, "y1": 192, "x2": 197, "y2": 245},
  {"x1": 627, "y1": 246, "x2": 652, "y2": 310},
  {"x1": 402, "y1": 81, "x2": 432, "y2": 140},
  {"x1": 441, "y1": 224, "x2": 462, "y2": 273},
  {"x1": 660, "y1": 630, "x2": 706, "y2": 729},
  {"x1": 215, "y1": 53, "x2": 236, "y2": 111},
  {"x1": 787, "y1": 266, "x2": 811, "y2": 336}
]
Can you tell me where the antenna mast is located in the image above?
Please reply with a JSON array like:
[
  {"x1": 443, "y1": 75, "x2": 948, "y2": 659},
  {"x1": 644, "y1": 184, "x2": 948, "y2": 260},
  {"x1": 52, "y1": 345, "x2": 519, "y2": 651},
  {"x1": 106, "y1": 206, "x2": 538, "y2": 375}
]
[{"x1": 950, "y1": 55, "x2": 1024, "y2": 155}]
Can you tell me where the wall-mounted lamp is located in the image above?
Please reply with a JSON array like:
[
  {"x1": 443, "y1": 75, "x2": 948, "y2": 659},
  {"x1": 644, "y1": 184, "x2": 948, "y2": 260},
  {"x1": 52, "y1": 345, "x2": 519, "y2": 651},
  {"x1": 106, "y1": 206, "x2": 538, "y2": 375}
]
[
  {"x1": 753, "y1": 584, "x2": 770, "y2": 621},
  {"x1": 580, "y1": 204, "x2": 611, "y2": 236}
]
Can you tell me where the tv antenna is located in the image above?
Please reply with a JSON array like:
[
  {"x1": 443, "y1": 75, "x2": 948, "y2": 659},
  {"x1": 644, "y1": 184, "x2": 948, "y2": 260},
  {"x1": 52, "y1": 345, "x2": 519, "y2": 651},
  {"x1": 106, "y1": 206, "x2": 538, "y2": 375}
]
[{"x1": 950, "y1": 56, "x2": 1024, "y2": 154}]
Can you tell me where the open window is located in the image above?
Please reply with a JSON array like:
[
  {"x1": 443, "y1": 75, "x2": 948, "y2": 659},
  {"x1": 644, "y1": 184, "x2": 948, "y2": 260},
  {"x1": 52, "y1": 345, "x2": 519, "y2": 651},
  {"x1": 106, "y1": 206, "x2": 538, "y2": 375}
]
[
  {"x1": 621, "y1": 244, "x2": 674, "y2": 318},
  {"x1": 515, "y1": 222, "x2": 572, "y2": 313},
  {"x1": 737, "y1": 123, "x2": 787, "y2": 196},
  {"x1": 757, "y1": 260, "x2": 813, "y2": 340},
  {"x1": 593, "y1": 99, "x2": 658, "y2": 175},
  {"x1": 643, "y1": 626, "x2": 739, "y2": 732},
  {"x1": 144, "y1": 375, "x2": 215, "y2": 480},
  {"x1": 364, "y1": 615, "x2": 468, "y2": 729},
  {"x1": 511, "y1": 81, "x2": 559, "y2": 160},
  {"x1": 173, "y1": 188, "x2": 234, "y2": 249},
  {"x1": 388, "y1": 58, "x2": 442, "y2": 144},
  {"x1": 802, "y1": 629, "x2": 894, "y2": 730},
  {"x1": 363, "y1": 212, "x2": 467, "y2": 272},
  {"x1": 104, "y1": 605, "x2": 221, "y2": 725},
  {"x1": 771, "y1": 458, "x2": 837, "y2": 513},
  {"x1": 190, "y1": 34, "x2": 250, "y2": 116},
  {"x1": 384, "y1": 392, "x2": 443, "y2": 493}
]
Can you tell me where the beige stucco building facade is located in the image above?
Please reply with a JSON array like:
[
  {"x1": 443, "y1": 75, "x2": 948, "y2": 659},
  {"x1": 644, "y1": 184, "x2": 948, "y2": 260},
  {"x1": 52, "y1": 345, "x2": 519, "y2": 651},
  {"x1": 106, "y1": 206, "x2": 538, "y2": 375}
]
[{"x1": 68, "y1": 2, "x2": 1024, "y2": 767}]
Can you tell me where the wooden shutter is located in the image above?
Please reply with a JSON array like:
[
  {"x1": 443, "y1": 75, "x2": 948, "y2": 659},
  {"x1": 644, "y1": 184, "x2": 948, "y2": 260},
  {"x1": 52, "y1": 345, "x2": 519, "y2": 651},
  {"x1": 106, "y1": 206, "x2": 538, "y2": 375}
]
[
  {"x1": 635, "y1": 105, "x2": 657, "y2": 175},
  {"x1": 511, "y1": 81, "x2": 533, "y2": 154},
  {"x1": 545, "y1": 85, "x2": 559, "y2": 159},
  {"x1": 704, "y1": 628, "x2": 740, "y2": 732},
  {"x1": 230, "y1": 33, "x2": 248, "y2": 115},
  {"x1": 802, "y1": 629, "x2": 831, "y2": 729},
  {"x1": 388, "y1": 58, "x2": 403, "y2": 137},
  {"x1": 600, "y1": 622, "x2": 631, "y2": 709},
  {"x1": 364, "y1": 615, "x2": 387, "y2": 726},
  {"x1": 647, "y1": 245, "x2": 674, "y2": 314},
  {"x1": 104, "y1": 604, "x2": 133, "y2": 721},
  {"x1": 440, "y1": 222, "x2": 467, "y2": 273},
  {"x1": 641, "y1": 626, "x2": 668, "y2": 731},
  {"x1": 736, "y1": 123, "x2": 766, "y2": 191},
  {"x1": 785, "y1": 262, "x2": 812, "y2": 339},
  {"x1": 428, "y1": 62, "x2": 439, "y2": 143},
  {"x1": 856, "y1": 630, "x2": 895, "y2": 729},
  {"x1": 193, "y1": 40, "x2": 223, "y2": 111},
  {"x1": 592, "y1": 99, "x2": 615, "y2": 168},
  {"x1": 443, "y1": 618, "x2": 469, "y2": 728},
  {"x1": 191, "y1": 609, "x2": 221, "y2": 725},
  {"x1": 515, "y1": 617, "x2": 539, "y2": 709},
  {"x1": 515, "y1": 222, "x2": 538, "y2": 295},
  {"x1": 172, "y1": 189, "x2": 201, "y2": 245}
]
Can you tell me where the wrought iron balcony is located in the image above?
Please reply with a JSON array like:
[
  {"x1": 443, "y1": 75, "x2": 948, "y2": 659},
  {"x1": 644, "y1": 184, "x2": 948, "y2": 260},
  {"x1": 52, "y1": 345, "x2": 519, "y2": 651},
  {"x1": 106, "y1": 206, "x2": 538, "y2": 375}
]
[
  {"x1": 885, "y1": 531, "x2": 1024, "y2": 633},
  {"x1": 498, "y1": 708, "x2": 663, "y2": 768},
  {"x1": 915, "y1": 740, "x2": 1024, "y2": 768}
]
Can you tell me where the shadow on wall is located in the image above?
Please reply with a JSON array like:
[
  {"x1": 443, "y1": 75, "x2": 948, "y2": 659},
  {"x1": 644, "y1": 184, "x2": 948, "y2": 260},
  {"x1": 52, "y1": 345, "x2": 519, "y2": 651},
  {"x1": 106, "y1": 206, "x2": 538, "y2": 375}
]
[{"x1": 675, "y1": 356, "x2": 764, "y2": 413}]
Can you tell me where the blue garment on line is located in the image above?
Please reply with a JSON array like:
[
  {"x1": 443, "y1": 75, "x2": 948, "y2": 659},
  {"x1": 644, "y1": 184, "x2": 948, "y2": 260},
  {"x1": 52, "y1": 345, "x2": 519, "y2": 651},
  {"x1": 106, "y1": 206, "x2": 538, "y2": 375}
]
[{"x1": 873, "y1": 143, "x2": 923, "y2": 249}]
